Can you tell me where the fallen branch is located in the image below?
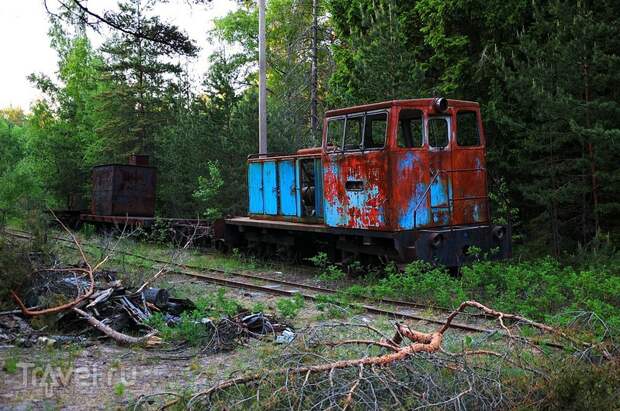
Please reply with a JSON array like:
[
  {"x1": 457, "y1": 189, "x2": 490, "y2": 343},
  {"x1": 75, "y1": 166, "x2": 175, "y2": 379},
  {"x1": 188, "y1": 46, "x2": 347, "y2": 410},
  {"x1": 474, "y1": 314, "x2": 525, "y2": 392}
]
[
  {"x1": 442, "y1": 300, "x2": 590, "y2": 348},
  {"x1": 73, "y1": 307, "x2": 161, "y2": 347},
  {"x1": 188, "y1": 300, "x2": 586, "y2": 408},
  {"x1": 11, "y1": 211, "x2": 107, "y2": 316}
]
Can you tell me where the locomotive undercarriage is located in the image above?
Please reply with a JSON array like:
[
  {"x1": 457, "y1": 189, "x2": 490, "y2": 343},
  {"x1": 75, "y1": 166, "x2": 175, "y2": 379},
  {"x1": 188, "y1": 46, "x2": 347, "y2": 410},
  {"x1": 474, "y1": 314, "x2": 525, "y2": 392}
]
[{"x1": 223, "y1": 217, "x2": 511, "y2": 268}]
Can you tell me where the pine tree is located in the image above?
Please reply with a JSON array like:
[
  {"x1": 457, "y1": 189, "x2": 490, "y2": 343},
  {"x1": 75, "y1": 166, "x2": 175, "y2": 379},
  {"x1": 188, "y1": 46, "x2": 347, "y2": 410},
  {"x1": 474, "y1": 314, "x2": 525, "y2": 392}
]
[
  {"x1": 97, "y1": 0, "x2": 197, "y2": 160},
  {"x1": 488, "y1": 0, "x2": 620, "y2": 251}
]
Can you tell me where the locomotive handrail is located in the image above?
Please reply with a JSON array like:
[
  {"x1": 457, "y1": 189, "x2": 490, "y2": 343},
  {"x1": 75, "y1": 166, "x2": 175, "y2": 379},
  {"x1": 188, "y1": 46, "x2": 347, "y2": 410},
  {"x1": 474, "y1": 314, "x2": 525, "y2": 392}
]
[{"x1": 413, "y1": 170, "x2": 443, "y2": 229}]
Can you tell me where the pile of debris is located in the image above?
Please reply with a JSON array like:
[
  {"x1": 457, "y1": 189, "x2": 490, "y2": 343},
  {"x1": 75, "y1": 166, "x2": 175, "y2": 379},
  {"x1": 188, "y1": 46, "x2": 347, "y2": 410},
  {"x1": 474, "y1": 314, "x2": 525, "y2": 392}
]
[
  {"x1": 4, "y1": 265, "x2": 293, "y2": 350},
  {"x1": 201, "y1": 311, "x2": 293, "y2": 352}
]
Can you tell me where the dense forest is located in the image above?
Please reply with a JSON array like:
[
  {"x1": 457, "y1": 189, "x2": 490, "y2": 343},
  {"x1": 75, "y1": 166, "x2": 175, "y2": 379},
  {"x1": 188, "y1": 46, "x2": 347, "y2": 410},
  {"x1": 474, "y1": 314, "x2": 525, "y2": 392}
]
[{"x1": 1, "y1": 0, "x2": 619, "y2": 256}]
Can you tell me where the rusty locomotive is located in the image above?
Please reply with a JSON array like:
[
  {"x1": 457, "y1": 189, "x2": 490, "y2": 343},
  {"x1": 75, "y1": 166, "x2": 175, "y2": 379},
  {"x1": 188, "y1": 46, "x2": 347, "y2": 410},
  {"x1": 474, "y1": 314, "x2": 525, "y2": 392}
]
[
  {"x1": 223, "y1": 98, "x2": 511, "y2": 267},
  {"x1": 61, "y1": 98, "x2": 510, "y2": 267}
]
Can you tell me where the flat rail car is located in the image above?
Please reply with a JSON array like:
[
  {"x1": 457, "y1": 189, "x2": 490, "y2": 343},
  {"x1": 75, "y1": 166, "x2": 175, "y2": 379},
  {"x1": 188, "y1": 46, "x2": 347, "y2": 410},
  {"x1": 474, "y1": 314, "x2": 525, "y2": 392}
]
[{"x1": 223, "y1": 98, "x2": 511, "y2": 267}]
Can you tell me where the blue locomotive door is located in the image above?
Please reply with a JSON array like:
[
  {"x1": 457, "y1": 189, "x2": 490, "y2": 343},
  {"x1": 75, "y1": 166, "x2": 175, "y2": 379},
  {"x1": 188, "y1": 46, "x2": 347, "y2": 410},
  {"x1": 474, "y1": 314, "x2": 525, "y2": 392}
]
[
  {"x1": 427, "y1": 116, "x2": 453, "y2": 226},
  {"x1": 263, "y1": 161, "x2": 278, "y2": 215},
  {"x1": 278, "y1": 160, "x2": 297, "y2": 216},
  {"x1": 248, "y1": 162, "x2": 264, "y2": 214}
]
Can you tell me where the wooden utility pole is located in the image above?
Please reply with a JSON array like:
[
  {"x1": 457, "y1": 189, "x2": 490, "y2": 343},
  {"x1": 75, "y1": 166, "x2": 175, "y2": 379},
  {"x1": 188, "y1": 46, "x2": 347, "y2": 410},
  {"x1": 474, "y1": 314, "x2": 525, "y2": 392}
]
[
  {"x1": 258, "y1": 0, "x2": 268, "y2": 155},
  {"x1": 310, "y1": 0, "x2": 318, "y2": 142}
]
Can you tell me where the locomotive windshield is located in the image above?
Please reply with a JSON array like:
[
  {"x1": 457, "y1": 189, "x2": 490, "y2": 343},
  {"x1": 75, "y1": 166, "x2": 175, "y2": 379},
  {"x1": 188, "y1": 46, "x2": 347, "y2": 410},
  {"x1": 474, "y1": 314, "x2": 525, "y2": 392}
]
[
  {"x1": 326, "y1": 110, "x2": 387, "y2": 151},
  {"x1": 397, "y1": 109, "x2": 424, "y2": 148},
  {"x1": 428, "y1": 117, "x2": 450, "y2": 149}
]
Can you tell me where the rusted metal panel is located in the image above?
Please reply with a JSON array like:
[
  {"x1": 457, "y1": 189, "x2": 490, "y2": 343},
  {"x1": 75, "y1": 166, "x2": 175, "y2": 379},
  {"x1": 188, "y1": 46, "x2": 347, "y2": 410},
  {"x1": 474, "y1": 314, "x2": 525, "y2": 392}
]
[
  {"x1": 392, "y1": 151, "x2": 427, "y2": 228},
  {"x1": 91, "y1": 164, "x2": 156, "y2": 217},
  {"x1": 323, "y1": 151, "x2": 389, "y2": 229}
]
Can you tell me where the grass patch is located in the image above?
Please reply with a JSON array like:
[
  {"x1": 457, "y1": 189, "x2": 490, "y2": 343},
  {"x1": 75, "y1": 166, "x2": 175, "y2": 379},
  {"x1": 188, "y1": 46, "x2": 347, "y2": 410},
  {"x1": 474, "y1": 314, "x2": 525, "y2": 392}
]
[
  {"x1": 3, "y1": 355, "x2": 18, "y2": 374},
  {"x1": 145, "y1": 288, "x2": 242, "y2": 345}
]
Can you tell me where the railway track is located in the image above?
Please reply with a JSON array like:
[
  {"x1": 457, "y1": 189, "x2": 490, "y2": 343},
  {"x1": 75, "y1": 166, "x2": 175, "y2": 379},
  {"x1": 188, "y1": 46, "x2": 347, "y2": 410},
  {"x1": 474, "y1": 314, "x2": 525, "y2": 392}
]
[{"x1": 3, "y1": 227, "x2": 498, "y2": 335}]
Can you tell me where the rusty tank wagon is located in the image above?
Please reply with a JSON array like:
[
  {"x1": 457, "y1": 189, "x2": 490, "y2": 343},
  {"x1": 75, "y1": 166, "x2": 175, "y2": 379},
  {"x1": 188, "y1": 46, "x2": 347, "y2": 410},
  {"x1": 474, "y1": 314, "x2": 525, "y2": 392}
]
[{"x1": 223, "y1": 98, "x2": 511, "y2": 267}]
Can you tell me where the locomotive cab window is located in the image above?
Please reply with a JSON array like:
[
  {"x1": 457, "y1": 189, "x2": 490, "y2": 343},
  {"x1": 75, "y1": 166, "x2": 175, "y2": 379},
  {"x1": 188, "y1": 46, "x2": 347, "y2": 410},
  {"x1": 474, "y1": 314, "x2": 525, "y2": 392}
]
[
  {"x1": 456, "y1": 111, "x2": 481, "y2": 147},
  {"x1": 397, "y1": 109, "x2": 423, "y2": 148},
  {"x1": 362, "y1": 111, "x2": 387, "y2": 149},
  {"x1": 326, "y1": 117, "x2": 345, "y2": 151},
  {"x1": 344, "y1": 114, "x2": 364, "y2": 150},
  {"x1": 428, "y1": 117, "x2": 450, "y2": 149}
]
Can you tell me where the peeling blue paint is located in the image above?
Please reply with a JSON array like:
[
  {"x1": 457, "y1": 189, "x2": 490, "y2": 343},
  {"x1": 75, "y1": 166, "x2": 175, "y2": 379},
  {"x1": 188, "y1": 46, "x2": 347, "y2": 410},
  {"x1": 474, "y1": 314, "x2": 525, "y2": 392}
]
[
  {"x1": 398, "y1": 151, "x2": 417, "y2": 173},
  {"x1": 430, "y1": 175, "x2": 449, "y2": 207},
  {"x1": 473, "y1": 203, "x2": 481, "y2": 222},
  {"x1": 399, "y1": 182, "x2": 430, "y2": 229},
  {"x1": 325, "y1": 163, "x2": 345, "y2": 227}
]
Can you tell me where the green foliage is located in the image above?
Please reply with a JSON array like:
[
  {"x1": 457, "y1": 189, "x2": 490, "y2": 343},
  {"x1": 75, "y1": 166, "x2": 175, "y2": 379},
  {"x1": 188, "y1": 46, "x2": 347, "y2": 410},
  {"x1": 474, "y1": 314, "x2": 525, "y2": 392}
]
[
  {"x1": 488, "y1": 177, "x2": 520, "y2": 236},
  {"x1": 113, "y1": 382, "x2": 126, "y2": 397},
  {"x1": 540, "y1": 360, "x2": 620, "y2": 410},
  {"x1": 337, "y1": 254, "x2": 620, "y2": 336},
  {"x1": 145, "y1": 288, "x2": 242, "y2": 345},
  {"x1": 349, "y1": 261, "x2": 465, "y2": 308},
  {"x1": 459, "y1": 258, "x2": 620, "y2": 331},
  {"x1": 3, "y1": 356, "x2": 18, "y2": 374},
  {"x1": 0, "y1": 237, "x2": 33, "y2": 309},
  {"x1": 251, "y1": 302, "x2": 266, "y2": 313},
  {"x1": 307, "y1": 252, "x2": 328, "y2": 269},
  {"x1": 314, "y1": 293, "x2": 360, "y2": 320},
  {"x1": 309, "y1": 252, "x2": 346, "y2": 282},
  {"x1": 192, "y1": 161, "x2": 224, "y2": 219},
  {"x1": 276, "y1": 293, "x2": 305, "y2": 319},
  {"x1": 318, "y1": 265, "x2": 346, "y2": 283},
  {"x1": 485, "y1": 0, "x2": 620, "y2": 252}
]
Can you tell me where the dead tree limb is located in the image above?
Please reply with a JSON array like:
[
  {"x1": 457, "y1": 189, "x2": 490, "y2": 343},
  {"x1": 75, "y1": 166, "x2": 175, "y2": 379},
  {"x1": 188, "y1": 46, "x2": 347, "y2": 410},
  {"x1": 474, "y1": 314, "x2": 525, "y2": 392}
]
[
  {"x1": 73, "y1": 307, "x2": 161, "y2": 346},
  {"x1": 441, "y1": 300, "x2": 590, "y2": 348},
  {"x1": 188, "y1": 300, "x2": 587, "y2": 408},
  {"x1": 11, "y1": 210, "x2": 107, "y2": 316}
]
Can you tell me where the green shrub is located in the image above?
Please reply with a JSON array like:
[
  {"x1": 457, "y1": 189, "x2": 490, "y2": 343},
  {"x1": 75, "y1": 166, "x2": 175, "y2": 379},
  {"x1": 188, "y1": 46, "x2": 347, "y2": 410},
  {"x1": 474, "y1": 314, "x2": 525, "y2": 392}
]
[
  {"x1": 338, "y1": 256, "x2": 620, "y2": 335},
  {"x1": 349, "y1": 261, "x2": 466, "y2": 308},
  {"x1": 309, "y1": 252, "x2": 346, "y2": 283},
  {"x1": 0, "y1": 237, "x2": 32, "y2": 309},
  {"x1": 276, "y1": 293, "x2": 305, "y2": 319},
  {"x1": 539, "y1": 360, "x2": 620, "y2": 410},
  {"x1": 318, "y1": 265, "x2": 346, "y2": 282},
  {"x1": 460, "y1": 258, "x2": 620, "y2": 332},
  {"x1": 3, "y1": 356, "x2": 18, "y2": 374}
]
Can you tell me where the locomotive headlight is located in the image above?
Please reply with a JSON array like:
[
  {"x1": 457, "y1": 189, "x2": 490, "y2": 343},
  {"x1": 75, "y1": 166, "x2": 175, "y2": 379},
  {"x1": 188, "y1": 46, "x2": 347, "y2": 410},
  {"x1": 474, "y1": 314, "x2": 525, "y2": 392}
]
[
  {"x1": 429, "y1": 233, "x2": 443, "y2": 248},
  {"x1": 492, "y1": 226, "x2": 506, "y2": 241},
  {"x1": 432, "y1": 97, "x2": 448, "y2": 113}
]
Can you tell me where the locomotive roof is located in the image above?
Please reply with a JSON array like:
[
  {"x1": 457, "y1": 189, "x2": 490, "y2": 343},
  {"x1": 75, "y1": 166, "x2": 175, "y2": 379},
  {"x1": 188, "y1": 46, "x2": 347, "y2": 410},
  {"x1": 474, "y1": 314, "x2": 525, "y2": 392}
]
[{"x1": 325, "y1": 98, "x2": 479, "y2": 117}]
